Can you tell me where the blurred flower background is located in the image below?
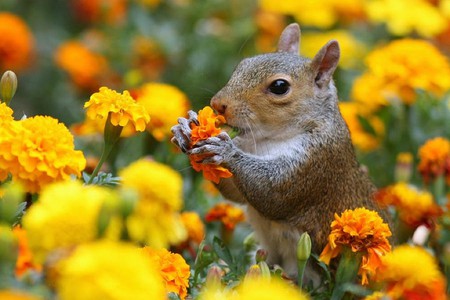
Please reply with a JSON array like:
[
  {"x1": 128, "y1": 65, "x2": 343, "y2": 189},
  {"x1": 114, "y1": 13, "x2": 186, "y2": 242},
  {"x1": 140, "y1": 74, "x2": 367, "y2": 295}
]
[{"x1": 0, "y1": 0, "x2": 450, "y2": 299}]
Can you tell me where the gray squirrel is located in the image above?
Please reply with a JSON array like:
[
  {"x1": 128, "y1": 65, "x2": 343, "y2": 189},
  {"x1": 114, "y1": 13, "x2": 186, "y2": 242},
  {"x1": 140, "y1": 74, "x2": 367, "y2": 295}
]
[{"x1": 171, "y1": 23, "x2": 388, "y2": 280}]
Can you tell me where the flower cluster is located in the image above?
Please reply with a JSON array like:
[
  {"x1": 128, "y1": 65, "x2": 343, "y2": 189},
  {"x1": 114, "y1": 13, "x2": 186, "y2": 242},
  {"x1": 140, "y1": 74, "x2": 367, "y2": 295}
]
[{"x1": 352, "y1": 39, "x2": 450, "y2": 108}]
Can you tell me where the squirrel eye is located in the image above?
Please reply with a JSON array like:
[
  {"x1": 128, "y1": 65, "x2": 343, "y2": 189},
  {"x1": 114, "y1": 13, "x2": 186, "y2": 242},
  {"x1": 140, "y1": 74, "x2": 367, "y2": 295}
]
[{"x1": 268, "y1": 79, "x2": 290, "y2": 95}]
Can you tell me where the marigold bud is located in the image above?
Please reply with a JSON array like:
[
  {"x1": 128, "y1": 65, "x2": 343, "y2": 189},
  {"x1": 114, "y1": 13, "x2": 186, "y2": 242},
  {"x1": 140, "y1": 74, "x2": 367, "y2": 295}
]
[
  {"x1": 256, "y1": 248, "x2": 268, "y2": 263},
  {"x1": 0, "y1": 70, "x2": 18, "y2": 105},
  {"x1": 297, "y1": 232, "x2": 311, "y2": 261}
]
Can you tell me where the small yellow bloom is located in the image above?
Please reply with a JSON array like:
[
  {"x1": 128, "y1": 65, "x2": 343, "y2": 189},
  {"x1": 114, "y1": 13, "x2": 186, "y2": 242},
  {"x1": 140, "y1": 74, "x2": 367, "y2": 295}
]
[
  {"x1": 319, "y1": 207, "x2": 392, "y2": 285},
  {"x1": 141, "y1": 247, "x2": 191, "y2": 300},
  {"x1": 375, "y1": 245, "x2": 447, "y2": 299},
  {"x1": 0, "y1": 116, "x2": 86, "y2": 193},
  {"x1": 55, "y1": 241, "x2": 166, "y2": 300},
  {"x1": 84, "y1": 87, "x2": 150, "y2": 132},
  {"x1": 22, "y1": 181, "x2": 116, "y2": 263},
  {"x1": 418, "y1": 137, "x2": 450, "y2": 185},
  {"x1": 119, "y1": 158, "x2": 187, "y2": 248},
  {"x1": 133, "y1": 82, "x2": 190, "y2": 140}
]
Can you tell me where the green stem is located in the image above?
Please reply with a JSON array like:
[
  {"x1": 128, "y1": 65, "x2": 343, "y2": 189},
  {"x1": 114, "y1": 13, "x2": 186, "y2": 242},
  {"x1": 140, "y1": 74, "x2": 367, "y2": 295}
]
[
  {"x1": 297, "y1": 259, "x2": 307, "y2": 289},
  {"x1": 87, "y1": 113, "x2": 123, "y2": 184},
  {"x1": 331, "y1": 247, "x2": 362, "y2": 300}
]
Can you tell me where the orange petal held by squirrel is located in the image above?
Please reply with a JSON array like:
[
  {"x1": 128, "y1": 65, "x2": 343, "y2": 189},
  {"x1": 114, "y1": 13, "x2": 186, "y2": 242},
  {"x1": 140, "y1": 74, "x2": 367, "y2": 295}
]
[
  {"x1": 171, "y1": 23, "x2": 390, "y2": 284},
  {"x1": 178, "y1": 106, "x2": 232, "y2": 184}
]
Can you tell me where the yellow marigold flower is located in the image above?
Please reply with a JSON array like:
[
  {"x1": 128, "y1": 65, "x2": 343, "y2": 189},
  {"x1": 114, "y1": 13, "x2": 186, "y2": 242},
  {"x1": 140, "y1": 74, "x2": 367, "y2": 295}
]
[
  {"x1": 418, "y1": 137, "x2": 450, "y2": 185},
  {"x1": 375, "y1": 245, "x2": 447, "y2": 300},
  {"x1": 71, "y1": 113, "x2": 139, "y2": 138},
  {"x1": 131, "y1": 37, "x2": 167, "y2": 81},
  {"x1": 141, "y1": 247, "x2": 191, "y2": 300},
  {"x1": 375, "y1": 182, "x2": 442, "y2": 228},
  {"x1": 363, "y1": 291, "x2": 387, "y2": 300},
  {"x1": 200, "y1": 276, "x2": 309, "y2": 300},
  {"x1": 55, "y1": 41, "x2": 109, "y2": 91},
  {"x1": 0, "y1": 116, "x2": 86, "y2": 193},
  {"x1": 339, "y1": 102, "x2": 384, "y2": 152},
  {"x1": 301, "y1": 30, "x2": 366, "y2": 69},
  {"x1": 0, "y1": 102, "x2": 14, "y2": 181},
  {"x1": 365, "y1": 0, "x2": 447, "y2": 37},
  {"x1": 319, "y1": 207, "x2": 392, "y2": 285},
  {"x1": 133, "y1": 82, "x2": 190, "y2": 140},
  {"x1": 0, "y1": 13, "x2": 34, "y2": 72},
  {"x1": 205, "y1": 202, "x2": 245, "y2": 231},
  {"x1": 119, "y1": 158, "x2": 187, "y2": 248},
  {"x1": 181, "y1": 211, "x2": 205, "y2": 245},
  {"x1": 353, "y1": 39, "x2": 450, "y2": 107},
  {"x1": 55, "y1": 241, "x2": 166, "y2": 300},
  {"x1": 84, "y1": 87, "x2": 150, "y2": 132},
  {"x1": 22, "y1": 181, "x2": 116, "y2": 263}
]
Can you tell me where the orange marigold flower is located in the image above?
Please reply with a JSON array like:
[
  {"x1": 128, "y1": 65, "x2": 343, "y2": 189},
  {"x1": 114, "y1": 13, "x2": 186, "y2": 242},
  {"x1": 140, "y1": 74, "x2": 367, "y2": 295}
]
[
  {"x1": 375, "y1": 245, "x2": 447, "y2": 300},
  {"x1": 181, "y1": 211, "x2": 205, "y2": 245},
  {"x1": 190, "y1": 106, "x2": 226, "y2": 145},
  {"x1": 55, "y1": 41, "x2": 108, "y2": 91},
  {"x1": 0, "y1": 102, "x2": 14, "y2": 181},
  {"x1": 189, "y1": 106, "x2": 232, "y2": 183},
  {"x1": 0, "y1": 116, "x2": 86, "y2": 193},
  {"x1": 418, "y1": 137, "x2": 450, "y2": 185},
  {"x1": 141, "y1": 247, "x2": 191, "y2": 300},
  {"x1": 84, "y1": 86, "x2": 150, "y2": 132},
  {"x1": 319, "y1": 207, "x2": 392, "y2": 285},
  {"x1": 375, "y1": 182, "x2": 442, "y2": 228},
  {"x1": 0, "y1": 13, "x2": 34, "y2": 71},
  {"x1": 205, "y1": 202, "x2": 245, "y2": 231},
  {"x1": 12, "y1": 226, "x2": 42, "y2": 277}
]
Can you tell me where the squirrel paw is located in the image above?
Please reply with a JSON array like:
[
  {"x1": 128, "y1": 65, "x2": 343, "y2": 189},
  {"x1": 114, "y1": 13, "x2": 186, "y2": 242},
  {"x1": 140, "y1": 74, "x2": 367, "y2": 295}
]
[
  {"x1": 188, "y1": 132, "x2": 234, "y2": 165},
  {"x1": 170, "y1": 110, "x2": 199, "y2": 152}
]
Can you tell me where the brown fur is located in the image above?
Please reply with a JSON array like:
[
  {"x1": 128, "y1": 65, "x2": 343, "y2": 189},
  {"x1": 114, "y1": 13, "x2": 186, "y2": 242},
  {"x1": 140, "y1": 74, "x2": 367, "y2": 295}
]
[{"x1": 171, "y1": 23, "x2": 389, "y2": 280}]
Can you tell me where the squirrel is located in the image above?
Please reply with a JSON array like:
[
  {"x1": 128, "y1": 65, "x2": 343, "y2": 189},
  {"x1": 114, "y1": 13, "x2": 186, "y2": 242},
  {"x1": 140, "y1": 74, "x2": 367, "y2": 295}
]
[{"x1": 171, "y1": 23, "x2": 389, "y2": 281}]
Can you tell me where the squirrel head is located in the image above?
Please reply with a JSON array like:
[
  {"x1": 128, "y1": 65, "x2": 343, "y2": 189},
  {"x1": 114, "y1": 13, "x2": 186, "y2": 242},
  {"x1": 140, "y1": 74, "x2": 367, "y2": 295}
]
[{"x1": 211, "y1": 23, "x2": 341, "y2": 136}]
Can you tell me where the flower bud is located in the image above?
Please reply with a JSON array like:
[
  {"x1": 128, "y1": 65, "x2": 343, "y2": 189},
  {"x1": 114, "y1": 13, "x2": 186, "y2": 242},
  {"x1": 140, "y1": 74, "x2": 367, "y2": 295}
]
[
  {"x1": 258, "y1": 261, "x2": 271, "y2": 279},
  {"x1": 297, "y1": 232, "x2": 311, "y2": 261},
  {"x1": 206, "y1": 265, "x2": 223, "y2": 287},
  {"x1": 244, "y1": 264, "x2": 261, "y2": 280},
  {"x1": 0, "y1": 70, "x2": 18, "y2": 106},
  {"x1": 243, "y1": 232, "x2": 257, "y2": 252},
  {"x1": 394, "y1": 152, "x2": 413, "y2": 183},
  {"x1": 255, "y1": 248, "x2": 268, "y2": 263}
]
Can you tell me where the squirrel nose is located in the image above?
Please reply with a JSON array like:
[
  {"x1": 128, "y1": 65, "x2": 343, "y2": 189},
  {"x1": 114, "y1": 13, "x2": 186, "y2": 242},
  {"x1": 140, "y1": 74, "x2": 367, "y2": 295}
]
[{"x1": 211, "y1": 97, "x2": 227, "y2": 115}]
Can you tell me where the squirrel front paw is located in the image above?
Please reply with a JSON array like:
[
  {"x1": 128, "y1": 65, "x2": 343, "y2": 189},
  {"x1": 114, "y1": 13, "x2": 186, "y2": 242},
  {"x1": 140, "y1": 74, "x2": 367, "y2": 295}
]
[
  {"x1": 170, "y1": 110, "x2": 199, "y2": 152},
  {"x1": 188, "y1": 132, "x2": 235, "y2": 165}
]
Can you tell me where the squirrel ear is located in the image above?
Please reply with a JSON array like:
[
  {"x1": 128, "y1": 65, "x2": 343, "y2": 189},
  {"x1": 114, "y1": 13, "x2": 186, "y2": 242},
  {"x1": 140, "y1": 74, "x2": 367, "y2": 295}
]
[
  {"x1": 311, "y1": 40, "x2": 340, "y2": 88},
  {"x1": 277, "y1": 23, "x2": 301, "y2": 54}
]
